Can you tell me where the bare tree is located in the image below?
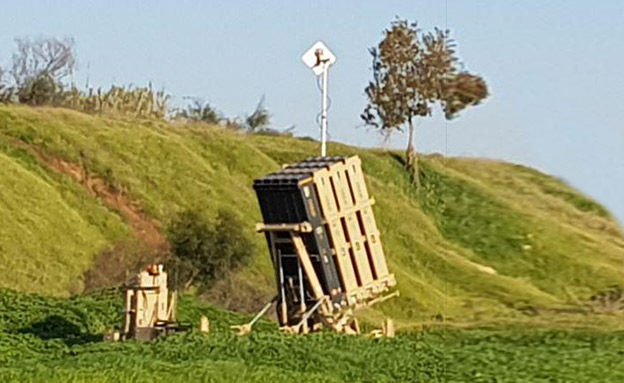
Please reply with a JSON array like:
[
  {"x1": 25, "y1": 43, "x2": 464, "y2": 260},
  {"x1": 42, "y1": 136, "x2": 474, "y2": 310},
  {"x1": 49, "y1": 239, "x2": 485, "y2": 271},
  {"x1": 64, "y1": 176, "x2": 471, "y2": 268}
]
[
  {"x1": 362, "y1": 19, "x2": 488, "y2": 186},
  {"x1": 0, "y1": 64, "x2": 8, "y2": 102},
  {"x1": 245, "y1": 96, "x2": 271, "y2": 131},
  {"x1": 10, "y1": 37, "x2": 76, "y2": 105}
]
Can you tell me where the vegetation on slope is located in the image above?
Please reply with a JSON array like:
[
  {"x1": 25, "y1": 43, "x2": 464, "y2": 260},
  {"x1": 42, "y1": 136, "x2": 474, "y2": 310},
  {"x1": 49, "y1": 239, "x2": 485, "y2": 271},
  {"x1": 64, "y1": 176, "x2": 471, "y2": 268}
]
[
  {"x1": 1, "y1": 289, "x2": 623, "y2": 383},
  {"x1": 0, "y1": 133, "x2": 130, "y2": 295},
  {"x1": 0, "y1": 104, "x2": 623, "y2": 326}
]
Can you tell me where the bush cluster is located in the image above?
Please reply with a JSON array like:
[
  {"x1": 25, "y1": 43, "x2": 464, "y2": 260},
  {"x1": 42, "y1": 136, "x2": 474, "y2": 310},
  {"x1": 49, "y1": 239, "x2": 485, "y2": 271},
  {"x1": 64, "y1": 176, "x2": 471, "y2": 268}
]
[{"x1": 167, "y1": 209, "x2": 253, "y2": 291}]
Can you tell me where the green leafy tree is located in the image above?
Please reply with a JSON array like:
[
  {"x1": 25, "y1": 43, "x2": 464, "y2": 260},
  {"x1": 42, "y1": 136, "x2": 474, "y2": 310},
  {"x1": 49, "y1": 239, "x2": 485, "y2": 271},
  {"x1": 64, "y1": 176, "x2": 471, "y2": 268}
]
[
  {"x1": 167, "y1": 209, "x2": 253, "y2": 291},
  {"x1": 362, "y1": 19, "x2": 488, "y2": 185}
]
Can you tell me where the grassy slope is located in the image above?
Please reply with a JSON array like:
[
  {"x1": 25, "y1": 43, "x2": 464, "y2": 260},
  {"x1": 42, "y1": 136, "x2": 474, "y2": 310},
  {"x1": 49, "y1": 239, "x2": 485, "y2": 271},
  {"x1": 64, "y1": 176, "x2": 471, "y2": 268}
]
[
  {"x1": 0, "y1": 105, "x2": 623, "y2": 326},
  {"x1": 1, "y1": 290, "x2": 623, "y2": 383}
]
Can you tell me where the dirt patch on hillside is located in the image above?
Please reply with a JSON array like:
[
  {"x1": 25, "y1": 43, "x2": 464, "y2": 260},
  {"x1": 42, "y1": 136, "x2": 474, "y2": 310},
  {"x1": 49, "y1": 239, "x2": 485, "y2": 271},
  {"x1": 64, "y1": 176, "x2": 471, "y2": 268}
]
[
  {"x1": 47, "y1": 155, "x2": 168, "y2": 254},
  {"x1": 13, "y1": 140, "x2": 169, "y2": 259}
]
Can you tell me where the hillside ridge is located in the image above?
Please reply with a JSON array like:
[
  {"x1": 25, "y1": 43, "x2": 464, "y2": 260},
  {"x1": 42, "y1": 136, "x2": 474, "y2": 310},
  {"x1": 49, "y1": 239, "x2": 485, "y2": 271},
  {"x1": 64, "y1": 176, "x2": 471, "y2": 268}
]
[{"x1": 0, "y1": 104, "x2": 623, "y2": 327}]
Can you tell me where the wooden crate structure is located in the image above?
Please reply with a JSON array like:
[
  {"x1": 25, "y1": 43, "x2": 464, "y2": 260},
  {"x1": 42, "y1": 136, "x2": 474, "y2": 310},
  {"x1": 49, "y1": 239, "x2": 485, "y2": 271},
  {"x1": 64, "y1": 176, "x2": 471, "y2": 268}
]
[{"x1": 253, "y1": 155, "x2": 396, "y2": 333}]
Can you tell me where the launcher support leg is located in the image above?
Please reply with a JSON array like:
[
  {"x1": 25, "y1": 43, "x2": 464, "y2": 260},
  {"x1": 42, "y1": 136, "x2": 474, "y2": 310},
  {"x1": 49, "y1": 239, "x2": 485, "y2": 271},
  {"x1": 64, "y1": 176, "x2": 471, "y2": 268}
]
[
  {"x1": 231, "y1": 296, "x2": 277, "y2": 336},
  {"x1": 281, "y1": 297, "x2": 327, "y2": 334},
  {"x1": 366, "y1": 290, "x2": 400, "y2": 307},
  {"x1": 291, "y1": 233, "x2": 325, "y2": 300},
  {"x1": 319, "y1": 308, "x2": 360, "y2": 335},
  {"x1": 269, "y1": 231, "x2": 288, "y2": 326}
]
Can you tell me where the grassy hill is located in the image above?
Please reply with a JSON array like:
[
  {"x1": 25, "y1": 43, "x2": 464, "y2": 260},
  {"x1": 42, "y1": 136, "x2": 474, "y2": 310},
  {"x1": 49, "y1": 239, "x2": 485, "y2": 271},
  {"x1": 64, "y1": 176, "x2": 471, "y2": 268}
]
[{"x1": 0, "y1": 104, "x2": 623, "y2": 328}]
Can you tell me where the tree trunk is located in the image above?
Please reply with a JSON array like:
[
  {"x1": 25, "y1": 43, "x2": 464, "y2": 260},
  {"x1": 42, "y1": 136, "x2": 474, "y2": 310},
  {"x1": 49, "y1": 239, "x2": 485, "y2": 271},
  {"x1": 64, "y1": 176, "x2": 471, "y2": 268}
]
[{"x1": 405, "y1": 119, "x2": 420, "y2": 187}]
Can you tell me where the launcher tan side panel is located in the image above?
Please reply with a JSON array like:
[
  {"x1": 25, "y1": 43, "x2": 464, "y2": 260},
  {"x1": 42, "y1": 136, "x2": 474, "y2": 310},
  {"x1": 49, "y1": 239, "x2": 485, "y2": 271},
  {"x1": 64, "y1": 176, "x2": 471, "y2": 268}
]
[
  {"x1": 343, "y1": 156, "x2": 370, "y2": 202},
  {"x1": 343, "y1": 157, "x2": 390, "y2": 279},
  {"x1": 313, "y1": 170, "x2": 359, "y2": 292},
  {"x1": 312, "y1": 171, "x2": 339, "y2": 217},
  {"x1": 327, "y1": 217, "x2": 360, "y2": 292},
  {"x1": 329, "y1": 163, "x2": 374, "y2": 286},
  {"x1": 358, "y1": 206, "x2": 389, "y2": 278}
]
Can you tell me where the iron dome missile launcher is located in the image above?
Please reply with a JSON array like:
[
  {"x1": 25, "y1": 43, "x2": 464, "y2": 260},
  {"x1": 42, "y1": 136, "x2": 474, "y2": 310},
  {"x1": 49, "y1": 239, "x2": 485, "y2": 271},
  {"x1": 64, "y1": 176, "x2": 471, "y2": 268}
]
[{"x1": 253, "y1": 155, "x2": 397, "y2": 334}]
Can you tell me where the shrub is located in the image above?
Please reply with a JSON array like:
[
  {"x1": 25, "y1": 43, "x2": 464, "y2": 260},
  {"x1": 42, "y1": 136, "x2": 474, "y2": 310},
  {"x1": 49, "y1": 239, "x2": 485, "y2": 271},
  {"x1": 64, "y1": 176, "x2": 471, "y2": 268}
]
[
  {"x1": 16, "y1": 74, "x2": 63, "y2": 105},
  {"x1": 11, "y1": 37, "x2": 76, "y2": 106},
  {"x1": 167, "y1": 209, "x2": 253, "y2": 291},
  {"x1": 174, "y1": 98, "x2": 222, "y2": 124}
]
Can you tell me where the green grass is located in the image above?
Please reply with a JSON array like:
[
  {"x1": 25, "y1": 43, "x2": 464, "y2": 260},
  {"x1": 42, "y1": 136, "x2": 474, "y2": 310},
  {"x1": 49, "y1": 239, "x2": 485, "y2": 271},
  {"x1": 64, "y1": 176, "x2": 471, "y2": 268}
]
[
  {"x1": 1, "y1": 289, "x2": 623, "y2": 383},
  {"x1": 0, "y1": 105, "x2": 623, "y2": 327},
  {"x1": 0, "y1": 147, "x2": 129, "y2": 295}
]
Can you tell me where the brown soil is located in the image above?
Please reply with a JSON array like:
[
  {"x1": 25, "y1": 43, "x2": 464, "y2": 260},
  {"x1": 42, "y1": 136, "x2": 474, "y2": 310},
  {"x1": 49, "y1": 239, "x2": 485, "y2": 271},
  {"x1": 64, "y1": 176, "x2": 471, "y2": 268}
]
[{"x1": 13, "y1": 140, "x2": 169, "y2": 256}]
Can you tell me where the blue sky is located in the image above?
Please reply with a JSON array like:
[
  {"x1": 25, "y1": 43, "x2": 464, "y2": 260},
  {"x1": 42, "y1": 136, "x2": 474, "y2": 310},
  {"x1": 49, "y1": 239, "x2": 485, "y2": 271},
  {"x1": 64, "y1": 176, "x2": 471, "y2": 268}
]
[{"x1": 1, "y1": 1, "x2": 623, "y2": 223}]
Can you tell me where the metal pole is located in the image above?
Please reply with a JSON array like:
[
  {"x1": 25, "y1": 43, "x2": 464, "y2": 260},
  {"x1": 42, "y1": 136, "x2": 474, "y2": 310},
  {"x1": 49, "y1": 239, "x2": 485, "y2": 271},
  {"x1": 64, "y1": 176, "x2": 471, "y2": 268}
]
[
  {"x1": 294, "y1": 297, "x2": 326, "y2": 328},
  {"x1": 247, "y1": 297, "x2": 277, "y2": 328},
  {"x1": 278, "y1": 253, "x2": 287, "y2": 324},
  {"x1": 298, "y1": 257, "x2": 306, "y2": 314},
  {"x1": 320, "y1": 62, "x2": 329, "y2": 157}
]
